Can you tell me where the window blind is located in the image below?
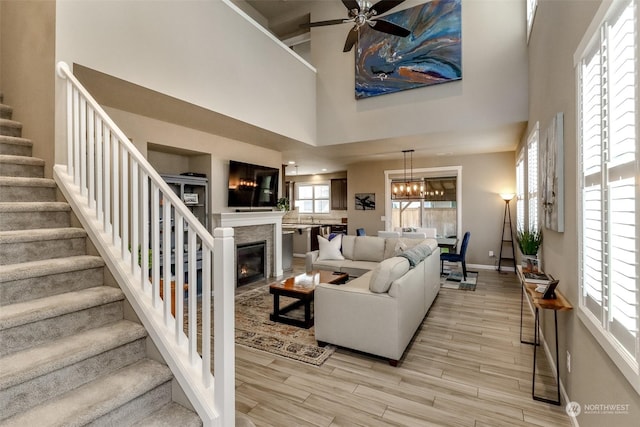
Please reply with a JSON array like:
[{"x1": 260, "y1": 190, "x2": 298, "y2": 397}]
[
  {"x1": 527, "y1": 125, "x2": 539, "y2": 231},
  {"x1": 516, "y1": 152, "x2": 525, "y2": 230},
  {"x1": 578, "y1": 0, "x2": 638, "y2": 381}
]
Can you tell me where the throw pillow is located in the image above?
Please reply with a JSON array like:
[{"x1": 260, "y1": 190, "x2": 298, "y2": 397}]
[
  {"x1": 397, "y1": 243, "x2": 433, "y2": 267},
  {"x1": 317, "y1": 233, "x2": 345, "y2": 261},
  {"x1": 394, "y1": 240, "x2": 408, "y2": 255},
  {"x1": 369, "y1": 257, "x2": 410, "y2": 293}
]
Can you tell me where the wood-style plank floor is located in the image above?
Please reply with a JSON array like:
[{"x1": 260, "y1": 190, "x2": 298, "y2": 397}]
[{"x1": 234, "y1": 259, "x2": 571, "y2": 426}]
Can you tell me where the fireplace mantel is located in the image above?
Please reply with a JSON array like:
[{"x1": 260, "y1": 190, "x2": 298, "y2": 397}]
[{"x1": 212, "y1": 211, "x2": 286, "y2": 277}]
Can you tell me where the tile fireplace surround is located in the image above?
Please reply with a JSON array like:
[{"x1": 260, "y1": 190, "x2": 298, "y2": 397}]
[{"x1": 212, "y1": 211, "x2": 285, "y2": 279}]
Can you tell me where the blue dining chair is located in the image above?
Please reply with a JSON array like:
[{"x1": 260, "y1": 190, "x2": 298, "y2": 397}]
[
  {"x1": 356, "y1": 228, "x2": 366, "y2": 236},
  {"x1": 441, "y1": 231, "x2": 471, "y2": 280}
]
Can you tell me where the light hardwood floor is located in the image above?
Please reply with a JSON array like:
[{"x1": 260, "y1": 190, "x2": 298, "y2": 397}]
[{"x1": 234, "y1": 259, "x2": 571, "y2": 426}]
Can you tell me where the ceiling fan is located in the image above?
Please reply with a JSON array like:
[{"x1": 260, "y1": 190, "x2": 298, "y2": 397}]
[{"x1": 301, "y1": 0, "x2": 411, "y2": 52}]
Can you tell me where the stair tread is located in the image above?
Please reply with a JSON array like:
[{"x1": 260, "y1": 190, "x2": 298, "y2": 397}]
[
  {"x1": 0, "y1": 176, "x2": 56, "y2": 187},
  {"x1": 0, "y1": 358, "x2": 172, "y2": 427},
  {"x1": 0, "y1": 135, "x2": 32, "y2": 146},
  {"x1": 132, "y1": 402, "x2": 202, "y2": 427},
  {"x1": 0, "y1": 118, "x2": 21, "y2": 128},
  {"x1": 0, "y1": 227, "x2": 86, "y2": 243},
  {"x1": 0, "y1": 255, "x2": 104, "y2": 283},
  {"x1": 0, "y1": 201, "x2": 70, "y2": 212},
  {"x1": 0, "y1": 320, "x2": 146, "y2": 389},
  {"x1": 0, "y1": 154, "x2": 43, "y2": 165},
  {"x1": 0, "y1": 286, "x2": 124, "y2": 330}
]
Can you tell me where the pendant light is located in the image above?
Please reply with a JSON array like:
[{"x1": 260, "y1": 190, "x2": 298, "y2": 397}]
[{"x1": 391, "y1": 150, "x2": 424, "y2": 200}]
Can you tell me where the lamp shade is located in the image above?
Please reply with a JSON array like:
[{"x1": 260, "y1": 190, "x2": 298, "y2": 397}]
[{"x1": 500, "y1": 192, "x2": 515, "y2": 201}]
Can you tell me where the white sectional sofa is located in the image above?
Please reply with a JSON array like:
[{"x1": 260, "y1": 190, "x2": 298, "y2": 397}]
[{"x1": 306, "y1": 235, "x2": 441, "y2": 365}]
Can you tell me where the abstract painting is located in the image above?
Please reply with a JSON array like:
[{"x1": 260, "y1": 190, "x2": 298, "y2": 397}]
[
  {"x1": 355, "y1": 0, "x2": 462, "y2": 99},
  {"x1": 542, "y1": 112, "x2": 564, "y2": 232},
  {"x1": 355, "y1": 193, "x2": 375, "y2": 210}
]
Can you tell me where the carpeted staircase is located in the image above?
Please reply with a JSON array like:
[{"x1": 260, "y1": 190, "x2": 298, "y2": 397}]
[{"x1": 0, "y1": 94, "x2": 202, "y2": 426}]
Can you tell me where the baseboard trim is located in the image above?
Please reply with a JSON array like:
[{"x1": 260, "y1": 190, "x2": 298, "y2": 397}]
[{"x1": 467, "y1": 263, "x2": 515, "y2": 272}]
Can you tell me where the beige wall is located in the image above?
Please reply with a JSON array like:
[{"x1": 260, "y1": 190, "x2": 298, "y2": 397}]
[
  {"x1": 104, "y1": 107, "x2": 283, "y2": 217},
  {"x1": 527, "y1": 1, "x2": 639, "y2": 425},
  {"x1": 310, "y1": 0, "x2": 528, "y2": 146},
  {"x1": 347, "y1": 151, "x2": 516, "y2": 267},
  {"x1": 54, "y1": 0, "x2": 316, "y2": 159},
  {"x1": 0, "y1": 0, "x2": 55, "y2": 178}
]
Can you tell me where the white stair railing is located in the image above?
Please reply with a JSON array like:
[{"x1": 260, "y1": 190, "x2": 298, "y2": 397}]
[{"x1": 54, "y1": 61, "x2": 235, "y2": 427}]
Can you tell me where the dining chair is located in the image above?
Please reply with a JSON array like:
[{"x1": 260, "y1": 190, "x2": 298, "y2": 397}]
[{"x1": 440, "y1": 231, "x2": 471, "y2": 279}]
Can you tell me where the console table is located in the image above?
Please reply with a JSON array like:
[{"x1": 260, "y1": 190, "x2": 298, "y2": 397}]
[{"x1": 517, "y1": 266, "x2": 572, "y2": 405}]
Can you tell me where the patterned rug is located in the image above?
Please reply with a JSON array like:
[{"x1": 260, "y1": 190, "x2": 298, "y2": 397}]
[
  {"x1": 440, "y1": 270, "x2": 478, "y2": 291},
  {"x1": 234, "y1": 285, "x2": 336, "y2": 366}
]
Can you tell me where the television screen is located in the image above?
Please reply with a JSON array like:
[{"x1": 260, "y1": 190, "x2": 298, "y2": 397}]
[{"x1": 228, "y1": 160, "x2": 279, "y2": 208}]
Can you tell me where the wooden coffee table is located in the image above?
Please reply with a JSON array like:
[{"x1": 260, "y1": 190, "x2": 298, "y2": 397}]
[{"x1": 269, "y1": 270, "x2": 348, "y2": 328}]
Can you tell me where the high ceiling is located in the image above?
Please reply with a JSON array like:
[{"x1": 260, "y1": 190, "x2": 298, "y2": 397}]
[{"x1": 240, "y1": 0, "x2": 527, "y2": 176}]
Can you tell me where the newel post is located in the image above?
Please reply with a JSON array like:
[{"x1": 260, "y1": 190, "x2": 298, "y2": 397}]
[{"x1": 213, "y1": 227, "x2": 235, "y2": 427}]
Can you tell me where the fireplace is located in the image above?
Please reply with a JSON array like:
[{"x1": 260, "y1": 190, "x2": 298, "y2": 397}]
[{"x1": 236, "y1": 241, "x2": 266, "y2": 286}]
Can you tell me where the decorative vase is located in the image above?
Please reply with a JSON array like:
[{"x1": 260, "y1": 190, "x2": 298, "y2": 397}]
[{"x1": 521, "y1": 254, "x2": 539, "y2": 273}]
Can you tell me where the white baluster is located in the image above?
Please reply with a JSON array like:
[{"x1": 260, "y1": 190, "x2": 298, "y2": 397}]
[
  {"x1": 188, "y1": 230, "x2": 198, "y2": 365},
  {"x1": 72, "y1": 88, "x2": 80, "y2": 186},
  {"x1": 112, "y1": 134, "x2": 119, "y2": 247},
  {"x1": 214, "y1": 228, "x2": 235, "y2": 427},
  {"x1": 95, "y1": 119, "x2": 103, "y2": 223},
  {"x1": 79, "y1": 98, "x2": 87, "y2": 197},
  {"x1": 175, "y1": 213, "x2": 185, "y2": 343},
  {"x1": 131, "y1": 162, "x2": 139, "y2": 276},
  {"x1": 103, "y1": 127, "x2": 111, "y2": 234},
  {"x1": 88, "y1": 108, "x2": 95, "y2": 209}
]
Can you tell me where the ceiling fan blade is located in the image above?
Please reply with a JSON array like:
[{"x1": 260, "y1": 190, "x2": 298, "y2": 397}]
[
  {"x1": 370, "y1": 0, "x2": 406, "y2": 16},
  {"x1": 369, "y1": 19, "x2": 411, "y2": 37},
  {"x1": 342, "y1": 0, "x2": 361, "y2": 12},
  {"x1": 343, "y1": 27, "x2": 359, "y2": 52},
  {"x1": 301, "y1": 19, "x2": 350, "y2": 28}
]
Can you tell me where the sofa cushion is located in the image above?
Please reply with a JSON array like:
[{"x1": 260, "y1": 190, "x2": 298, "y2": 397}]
[
  {"x1": 318, "y1": 234, "x2": 344, "y2": 261},
  {"x1": 340, "y1": 261, "x2": 380, "y2": 278},
  {"x1": 312, "y1": 260, "x2": 346, "y2": 272},
  {"x1": 369, "y1": 257, "x2": 410, "y2": 293},
  {"x1": 397, "y1": 242, "x2": 433, "y2": 267},
  {"x1": 353, "y1": 236, "x2": 386, "y2": 262},
  {"x1": 383, "y1": 237, "x2": 428, "y2": 259},
  {"x1": 341, "y1": 235, "x2": 356, "y2": 260}
]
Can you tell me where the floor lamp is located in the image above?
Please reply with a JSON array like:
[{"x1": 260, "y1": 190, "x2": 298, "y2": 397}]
[{"x1": 498, "y1": 193, "x2": 516, "y2": 273}]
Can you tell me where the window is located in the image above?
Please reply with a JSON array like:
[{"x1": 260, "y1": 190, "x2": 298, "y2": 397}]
[
  {"x1": 577, "y1": 0, "x2": 638, "y2": 393},
  {"x1": 295, "y1": 184, "x2": 330, "y2": 213},
  {"x1": 527, "y1": 124, "x2": 539, "y2": 231},
  {"x1": 516, "y1": 123, "x2": 539, "y2": 232},
  {"x1": 516, "y1": 151, "x2": 525, "y2": 230},
  {"x1": 526, "y1": 0, "x2": 538, "y2": 41}
]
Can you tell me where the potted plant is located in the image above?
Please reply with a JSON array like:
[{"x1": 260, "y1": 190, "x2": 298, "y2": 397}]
[
  {"x1": 517, "y1": 229, "x2": 543, "y2": 272},
  {"x1": 277, "y1": 197, "x2": 290, "y2": 212}
]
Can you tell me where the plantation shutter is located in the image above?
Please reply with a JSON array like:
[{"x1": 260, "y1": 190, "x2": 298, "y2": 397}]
[
  {"x1": 527, "y1": 126, "x2": 539, "y2": 231},
  {"x1": 581, "y1": 41, "x2": 604, "y2": 319},
  {"x1": 606, "y1": 2, "x2": 637, "y2": 354},
  {"x1": 516, "y1": 152, "x2": 525, "y2": 230},
  {"x1": 579, "y1": 0, "x2": 638, "y2": 360}
]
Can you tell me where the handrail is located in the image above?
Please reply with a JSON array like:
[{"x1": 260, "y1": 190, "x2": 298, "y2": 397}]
[{"x1": 54, "y1": 61, "x2": 235, "y2": 427}]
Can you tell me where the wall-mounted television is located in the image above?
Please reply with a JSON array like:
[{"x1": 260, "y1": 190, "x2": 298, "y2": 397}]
[{"x1": 228, "y1": 160, "x2": 279, "y2": 208}]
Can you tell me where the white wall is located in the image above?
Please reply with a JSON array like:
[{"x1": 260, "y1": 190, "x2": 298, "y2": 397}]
[
  {"x1": 310, "y1": 0, "x2": 528, "y2": 145},
  {"x1": 55, "y1": 0, "x2": 316, "y2": 166}
]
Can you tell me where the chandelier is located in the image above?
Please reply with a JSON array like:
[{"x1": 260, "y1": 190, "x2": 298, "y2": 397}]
[{"x1": 391, "y1": 150, "x2": 424, "y2": 200}]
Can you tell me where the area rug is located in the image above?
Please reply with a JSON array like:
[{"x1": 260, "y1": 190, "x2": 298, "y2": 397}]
[
  {"x1": 440, "y1": 270, "x2": 478, "y2": 291},
  {"x1": 234, "y1": 285, "x2": 336, "y2": 366}
]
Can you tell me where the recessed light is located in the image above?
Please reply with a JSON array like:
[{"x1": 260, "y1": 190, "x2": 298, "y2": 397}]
[
  {"x1": 321, "y1": 168, "x2": 327, "y2": 172},
  {"x1": 436, "y1": 152, "x2": 453, "y2": 156},
  {"x1": 288, "y1": 161, "x2": 296, "y2": 164}
]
